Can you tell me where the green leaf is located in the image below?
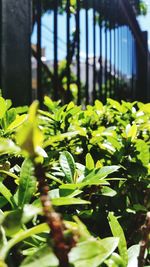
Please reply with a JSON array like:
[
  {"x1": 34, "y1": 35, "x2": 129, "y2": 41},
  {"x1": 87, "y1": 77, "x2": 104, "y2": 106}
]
[
  {"x1": 0, "y1": 226, "x2": 7, "y2": 250},
  {"x1": 86, "y1": 153, "x2": 94, "y2": 170},
  {"x1": 52, "y1": 197, "x2": 90, "y2": 206},
  {"x1": 0, "y1": 223, "x2": 49, "y2": 260},
  {"x1": 108, "y1": 212, "x2": 128, "y2": 265},
  {"x1": 139, "y1": 103, "x2": 150, "y2": 113},
  {"x1": 4, "y1": 108, "x2": 16, "y2": 129},
  {"x1": 73, "y1": 216, "x2": 91, "y2": 240},
  {"x1": 18, "y1": 159, "x2": 37, "y2": 208},
  {"x1": 95, "y1": 99, "x2": 103, "y2": 112},
  {"x1": 82, "y1": 166, "x2": 120, "y2": 183},
  {"x1": 20, "y1": 246, "x2": 59, "y2": 267},
  {"x1": 7, "y1": 114, "x2": 27, "y2": 131},
  {"x1": 59, "y1": 151, "x2": 76, "y2": 183},
  {"x1": 0, "y1": 138, "x2": 20, "y2": 156},
  {"x1": 15, "y1": 105, "x2": 28, "y2": 114},
  {"x1": 49, "y1": 188, "x2": 82, "y2": 199},
  {"x1": 16, "y1": 101, "x2": 45, "y2": 157},
  {"x1": 60, "y1": 179, "x2": 109, "y2": 190},
  {"x1": 2, "y1": 210, "x2": 23, "y2": 236},
  {"x1": 22, "y1": 204, "x2": 42, "y2": 224},
  {"x1": 101, "y1": 186, "x2": 117, "y2": 197},
  {"x1": 105, "y1": 253, "x2": 125, "y2": 266},
  {"x1": 126, "y1": 124, "x2": 137, "y2": 141},
  {"x1": 0, "y1": 97, "x2": 7, "y2": 119},
  {"x1": 0, "y1": 182, "x2": 14, "y2": 208},
  {"x1": 127, "y1": 245, "x2": 140, "y2": 267},
  {"x1": 135, "y1": 139, "x2": 149, "y2": 166},
  {"x1": 43, "y1": 131, "x2": 79, "y2": 148},
  {"x1": 69, "y1": 237, "x2": 119, "y2": 267},
  {"x1": 107, "y1": 99, "x2": 123, "y2": 112},
  {"x1": 0, "y1": 197, "x2": 7, "y2": 209}
]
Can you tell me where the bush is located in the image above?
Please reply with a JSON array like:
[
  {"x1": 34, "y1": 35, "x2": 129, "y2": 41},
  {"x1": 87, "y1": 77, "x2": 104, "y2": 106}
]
[{"x1": 0, "y1": 96, "x2": 149, "y2": 266}]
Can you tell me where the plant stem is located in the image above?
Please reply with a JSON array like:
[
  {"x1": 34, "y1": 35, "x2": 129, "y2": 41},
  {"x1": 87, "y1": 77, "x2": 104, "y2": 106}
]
[
  {"x1": 35, "y1": 163, "x2": 74, "y2": 267},
  {"x1": 138, "y1": 212, "x2": 150, "y2": 267}
]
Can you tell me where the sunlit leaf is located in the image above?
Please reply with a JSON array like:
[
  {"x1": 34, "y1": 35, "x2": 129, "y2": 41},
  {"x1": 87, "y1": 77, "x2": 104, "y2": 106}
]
[
  {"x1": 7, "y1": 114, "x2": 27, "y2": 131},
  {"x1": 0, "y1": 97, "x2": 7, "y2": 119},
  {"x1": 0, "y1": 182, "x2": 14, "y2": 208},
  {"x1": 126, "y1": 124, "x2": 137, "y2": 141},
  {"x1": 86, "y1": 153, "x2": 94, "y2": 170},
  {"x1": 108, "y1": 213, "x2": 128, "y2": 265},
  {"x1": 69, "y1": 237, "x2": 119, "y2": 267},
  {"x1": 135, "y1": 139, "x2": 149, "y2": 166},
  {"x1": 20, "y1": 246, "x2": 59, "y2": 267},
  {"x1": 52, "y1": 197, "x2": 90, "y2": 206},
  {"x1": 0, "y1": 138, "x2": 20, "y2": 155}
]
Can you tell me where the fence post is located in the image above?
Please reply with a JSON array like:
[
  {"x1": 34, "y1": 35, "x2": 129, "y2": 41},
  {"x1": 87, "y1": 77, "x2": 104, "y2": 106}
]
[
  {"x1": 1, "y1": 0, "x2": 32, "y2": 106},
  {"x1": 136, "y1": 31, "x2": 148, "y2": 102}
]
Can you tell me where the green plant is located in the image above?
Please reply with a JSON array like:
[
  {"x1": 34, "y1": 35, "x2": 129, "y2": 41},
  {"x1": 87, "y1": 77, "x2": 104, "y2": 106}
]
[{"x1": 0, "y1": 96, "x2": 149, "y2": 266}]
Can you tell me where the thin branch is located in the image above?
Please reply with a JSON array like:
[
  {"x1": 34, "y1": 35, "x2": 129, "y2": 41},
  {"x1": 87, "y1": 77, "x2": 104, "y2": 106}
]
[{"x1": 35, "y1": 163, "x2": 76, "y2": 267}]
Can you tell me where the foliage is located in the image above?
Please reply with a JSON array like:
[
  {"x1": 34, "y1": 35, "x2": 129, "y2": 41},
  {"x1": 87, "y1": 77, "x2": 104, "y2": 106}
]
[{"x1": 0, "y1": 96, "x2": 149, "y2": 266}]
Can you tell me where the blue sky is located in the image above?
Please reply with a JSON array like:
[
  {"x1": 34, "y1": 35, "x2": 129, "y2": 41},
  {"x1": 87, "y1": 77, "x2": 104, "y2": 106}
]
[{"x1": 32, "y1": 1, "x2": 150, "y2": 70}]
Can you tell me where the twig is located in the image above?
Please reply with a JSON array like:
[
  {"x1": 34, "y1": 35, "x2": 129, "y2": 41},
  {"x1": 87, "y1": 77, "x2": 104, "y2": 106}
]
[
  {"x1": 138, "y1": 212, "x2": 150, "y2": 267},
  {"x1": 35, "y1": 163, "x2": 76, "y2": 267}
]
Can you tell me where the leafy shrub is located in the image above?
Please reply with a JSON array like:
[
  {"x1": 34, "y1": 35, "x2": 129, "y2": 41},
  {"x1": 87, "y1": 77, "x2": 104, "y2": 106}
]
[{"x1": 0, "y1": 96, "x2": 149, "y2": 266}]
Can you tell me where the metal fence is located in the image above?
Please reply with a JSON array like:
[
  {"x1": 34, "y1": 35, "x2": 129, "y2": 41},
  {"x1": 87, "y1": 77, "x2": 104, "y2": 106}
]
[{"x1": 0, "y1": 0, "x2": 149, "y2": 106}]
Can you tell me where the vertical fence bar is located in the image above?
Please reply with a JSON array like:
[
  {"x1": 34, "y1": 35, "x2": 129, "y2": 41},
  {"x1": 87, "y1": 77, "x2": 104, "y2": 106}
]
[
  {"x1": 128, "y1": 29, "x2": 133, "y2": 98},
  {"x1": 76, "y1": 0, "x2": 81, "y2": 105},
  {"x1": 120, "y1": 27, "x2": 122, "y2": 87},
  {"x1": 66, "y1": 0, "x2": 71, "y2": 102},
  {"x1": 117, "y1": 25, "x2": 120, "y2": 94},
  {"x1": 109, "y1": 24, "x2": 112, "y2": 97},
  {"x1": 99, "y1": 19, "x2": 102, "y2": 100},
  {"x1": 37, "y1": 0, "x2": 42, "y2": 106},
  {"x1": 54, "y1": 0, "x2": 58, "y2": 100},
  {"x1": 1, "y1": 0, "x2": 31, "y2": 106},
  {"x1": 93, "y1": 0, "x2": 96, "y2": 102},
  {"x1": 132, "y1": 35, "x2": 136, "y2": 99},
  {"x1": 114, "y1": 26, "x2": 116, "y2": 96},
  {"x1": 104, "y1": 21, "x2": 108, "y2": 101},
  {"x1": 85, "y1": 1, "x2": 89, "y2": 104},
  {"x1": 132, "y1": 35, "x2": 135, "y2": 98},
  {"x1": 127, "y1": 28, "x2": 130, "y2": 94}
]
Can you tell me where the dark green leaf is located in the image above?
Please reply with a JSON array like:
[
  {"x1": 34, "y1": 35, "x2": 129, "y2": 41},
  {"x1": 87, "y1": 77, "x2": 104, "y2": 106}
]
[
  {"x1": 18, "y1": 159, "x2": 37, "y2": 208},
  {"x1": 59, "y1": 151, "x2": 76, "y2": 183},
  {"x1": 2, "y1": 210, "x2": 23, "y2": 236},
  {"x1": 0, "y1": 197, "x2": 7, "y2": 209}
]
